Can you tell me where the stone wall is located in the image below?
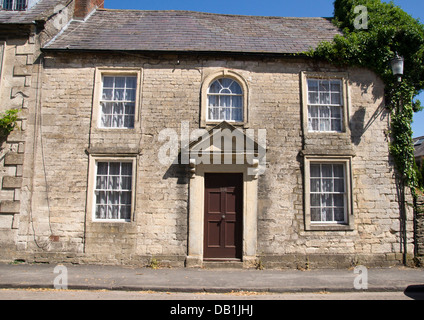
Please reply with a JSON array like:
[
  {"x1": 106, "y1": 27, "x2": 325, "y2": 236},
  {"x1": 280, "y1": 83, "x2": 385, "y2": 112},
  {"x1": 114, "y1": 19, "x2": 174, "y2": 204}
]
[
  {"x1": 0, "y1": 4, "x2": 74, "y2": 262},
  {"x1": 0, "y1": 49, "x2": 415, "y2": 267},
  {"x1": 416, "y1": 195, "x2": 424, "y2": 266}
]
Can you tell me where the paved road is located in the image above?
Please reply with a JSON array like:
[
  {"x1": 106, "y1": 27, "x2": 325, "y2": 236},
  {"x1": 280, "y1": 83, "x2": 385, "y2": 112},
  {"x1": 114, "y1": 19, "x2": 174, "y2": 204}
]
[{"x1": 0, "y1": 288, "x2": 422, "y2": 300}]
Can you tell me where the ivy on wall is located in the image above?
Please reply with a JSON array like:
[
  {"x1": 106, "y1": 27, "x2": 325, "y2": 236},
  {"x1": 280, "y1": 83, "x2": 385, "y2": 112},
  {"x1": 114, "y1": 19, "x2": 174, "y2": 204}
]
[
  {"x1": 0, "y1": 109, "x2": 19, "y2": 139},
  {"x1": 306, "y1": 0, "x2": 424, "y2": 191}
]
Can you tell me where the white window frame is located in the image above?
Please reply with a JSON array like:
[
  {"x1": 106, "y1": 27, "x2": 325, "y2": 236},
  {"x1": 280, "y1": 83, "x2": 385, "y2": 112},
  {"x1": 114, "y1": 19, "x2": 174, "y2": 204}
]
[
  {"x1": 309, "y1": 163, "x2": 347, "y2": 224},
  {"x1": 1, "y1": 0, "x2": 27, "y2": 11},
  {"x1": 304, "y1": 156, "x2": 354, "y2": 231},
  {"x1": 92, "y1": 68, "x2": 142, "y2": 131},
  {"x1": 87, "y1": 155, "x2": 137, "y2": 223},
  {"x1": 99, "y1": 75, "x2": 137, "y2": 129},
  {"x1": 206, "y1": 78, "x2": 244, "y2": 123},
  {"x1": 301, "y1": 72, "x2": 350, "y2": 136},
  {"x1": 200, "y1": 69, "x2": 249, "y2": 128}
]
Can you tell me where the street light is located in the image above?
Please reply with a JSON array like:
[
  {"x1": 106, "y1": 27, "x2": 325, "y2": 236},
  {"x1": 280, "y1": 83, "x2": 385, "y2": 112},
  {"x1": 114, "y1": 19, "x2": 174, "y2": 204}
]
[{"x1": 391, "y1": 53, "x2": 404, "y2": 82}]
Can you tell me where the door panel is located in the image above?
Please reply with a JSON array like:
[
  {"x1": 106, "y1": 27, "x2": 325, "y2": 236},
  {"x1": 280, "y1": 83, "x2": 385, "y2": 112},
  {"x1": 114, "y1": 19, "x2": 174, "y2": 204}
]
[{"x1": 204, "y1": 173, "x2": 243, "y2": 259}]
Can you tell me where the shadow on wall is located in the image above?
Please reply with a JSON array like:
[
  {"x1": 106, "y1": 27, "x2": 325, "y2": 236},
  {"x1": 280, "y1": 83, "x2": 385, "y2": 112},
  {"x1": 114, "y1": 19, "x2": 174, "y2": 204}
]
[{"x1": 350, "y1": 102, "x2": 388, "y2": 146}]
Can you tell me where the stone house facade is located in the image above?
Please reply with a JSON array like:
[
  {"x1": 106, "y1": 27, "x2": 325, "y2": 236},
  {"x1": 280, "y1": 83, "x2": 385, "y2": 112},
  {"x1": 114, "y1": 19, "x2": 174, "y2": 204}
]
[{"x1": 0, "y1": 0, "x2": 417, "y2": 268}]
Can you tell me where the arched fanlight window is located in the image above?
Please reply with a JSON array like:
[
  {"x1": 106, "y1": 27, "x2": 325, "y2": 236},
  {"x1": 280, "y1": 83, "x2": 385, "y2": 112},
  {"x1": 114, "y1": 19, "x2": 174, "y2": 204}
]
[{"x1": 207, "y1": 78, "x2": 243, "y2": 122}]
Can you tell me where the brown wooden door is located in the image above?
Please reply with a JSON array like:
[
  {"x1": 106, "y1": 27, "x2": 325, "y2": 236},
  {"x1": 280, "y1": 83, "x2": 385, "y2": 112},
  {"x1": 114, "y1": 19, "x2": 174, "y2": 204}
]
[{"x1": 204, "y1": 173, "x2": 243, "y2": 260}]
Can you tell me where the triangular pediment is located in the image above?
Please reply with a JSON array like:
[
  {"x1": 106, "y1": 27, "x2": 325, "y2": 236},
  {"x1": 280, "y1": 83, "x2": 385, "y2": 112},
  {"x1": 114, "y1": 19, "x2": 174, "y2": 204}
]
[{"x1": 188, "y1": 121, "x2": 261, "y2": 156}]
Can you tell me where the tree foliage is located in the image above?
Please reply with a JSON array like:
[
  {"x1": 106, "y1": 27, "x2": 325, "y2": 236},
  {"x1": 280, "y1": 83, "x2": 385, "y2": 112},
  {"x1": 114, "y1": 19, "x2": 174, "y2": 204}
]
[{"x1": 308, "y1": 0, "x2": 424, "y2": 189}]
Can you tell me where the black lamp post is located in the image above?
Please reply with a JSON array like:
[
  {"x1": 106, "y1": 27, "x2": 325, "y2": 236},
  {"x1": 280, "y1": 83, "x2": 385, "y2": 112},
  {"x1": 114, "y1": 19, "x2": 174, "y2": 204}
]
[{"x1": 390, "y1": 53, "x2": 408, "y2": 265}]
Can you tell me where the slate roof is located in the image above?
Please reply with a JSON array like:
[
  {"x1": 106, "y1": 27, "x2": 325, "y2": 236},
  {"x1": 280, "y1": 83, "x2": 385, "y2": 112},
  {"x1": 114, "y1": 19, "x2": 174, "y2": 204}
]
[
  {"x1": 0, "y1": 0, "x2": 69, "y2": 24},
  {"x1": 44, "y1": 9, "x2": 341, "y2": 54},
  {"x1": 414, "y1": 136, "x2": 424, "y2": 159}
]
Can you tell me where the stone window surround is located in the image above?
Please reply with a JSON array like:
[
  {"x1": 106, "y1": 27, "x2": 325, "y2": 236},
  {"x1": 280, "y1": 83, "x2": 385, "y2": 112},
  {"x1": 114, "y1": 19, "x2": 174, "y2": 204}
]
[
  {"x1": 86, "y1": 154, "x2": 137, "y2": 223},
  {"x1": 92, "y1": 67, "x2": 142, "y2": 131},
  {"x1": 304, "y1": 156, "x2": 355, "y2": 231},
  {"x1": 186, "y1": 163, "x2": 258, "y2": 268},
  {"x1": 200, "y1": 69, "x2": 249, "y2": 128},
  {"x1": 301, "y1": 71, "x2": 351, "y2": 137}
]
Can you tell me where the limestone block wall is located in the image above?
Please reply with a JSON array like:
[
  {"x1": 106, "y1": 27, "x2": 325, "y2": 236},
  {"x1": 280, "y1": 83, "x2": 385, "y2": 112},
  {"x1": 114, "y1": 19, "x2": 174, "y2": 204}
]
[
  {"x1": 1, "y1": 50, "x2": 414, "y2": 267},
  {"x1": 416, "y1": 195, "x2": 424, "y2": 265},
  {"x1": 0, "y1": 5, "x2": 75, "y2": 261},
  {"x1": 0, "y1": 30, "x2": 35, "y2": 257}
]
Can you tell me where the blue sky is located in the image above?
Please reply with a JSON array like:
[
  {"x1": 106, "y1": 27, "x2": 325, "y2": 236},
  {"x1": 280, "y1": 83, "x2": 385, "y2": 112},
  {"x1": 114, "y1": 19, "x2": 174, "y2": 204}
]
[{"x1": 104, "y1": 0, "x2": 424, "y2": 137}]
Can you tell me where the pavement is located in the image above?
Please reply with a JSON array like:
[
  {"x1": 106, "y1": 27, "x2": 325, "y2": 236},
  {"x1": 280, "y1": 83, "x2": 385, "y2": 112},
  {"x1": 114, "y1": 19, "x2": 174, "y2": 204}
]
[{"x1": 0, "y1": 263, "x2": 423, "y2": 295}]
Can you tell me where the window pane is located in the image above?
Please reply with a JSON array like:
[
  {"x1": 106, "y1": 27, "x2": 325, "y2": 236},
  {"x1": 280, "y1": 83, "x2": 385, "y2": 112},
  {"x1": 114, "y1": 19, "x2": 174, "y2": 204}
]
[
  {"x1": 96, "y1": 205, "x2": 107, "y2": 220},
  {"x1": 121, "y1": 191, "x2": 132, "y2": 205},
  {"x1": 334, "y1": 208, "x2": 345, "y2": 222},
  {"x1": 310, "y1": 164, "x2": 321, "y2": 177},
  {"x1": 233, "y1": 108, "x2": 243, "y2": 122},
  {"x1": 121, "y1": 163, "x2": 132, "y2": 175},
  {"x1": 220, "y1": 78, "x2": 233, "y2": 88},
  {"x1": 322, "y1": 179, "x2": 333, "y2": 192},
  {"x1": 331, "y1": 106, "x2": 342, "y2": 118},
  {"x1": 109, "y1": 163, "x2": 120, "y2": 175},
  {"x1": 124, "y1": 116, "x2": 135, "y2": 128},
  {"x1": 319, "y1": 92, "x2": 330, "y2": 104},
  {"x1": 115, "y1": 77, "x2": 126, "y2": 88},
  {"x1": 126, "y1": 77, "x2": 137, "y2": 89},
  {"x1": 209, "y1": 80, "x2": 221, "y2": 93},
  {"x1": 114, "y1": 89, "x2": 125, "y2": 101},
  {"x1": 308, "y1": 106, "x2": 319, "y2": 118},
  {"x1": 333, "y1": 164, "x2": 344, "y2": 177},
  {"x1": 334, "y1": 178, "x2": 345, "y2": 193},
  {"x1": 230, "y1": 82, "x2": 242, "y2": 94},
  {"x1": 321, "y1": 194, "x2": 333, "y2": 207},
  {"x1": 308, "y1": 79, "x2": 318, "y2": 92},
  {"x1": 323, "y1": 208, "x2": 333, "y2": 222},
  {"x1": 101, "y1": 115, "x2": 112, "y2": 128},
  {"x1": 331, "y1": 92, "x2": 341, "y2": 105},
  {"x1": 308, "y1": 92, "x2": 319, "y2": 104},
  {"x1": 310, "y1": 178, "x2": 321, "y2": 193},
  {"x1": 110, "y1": 205, "x2": 119, "y2": 219},
  {"x1": 208, "y1": 95, "x2": 219, "y2": 107},
  {"x1": 102, "y1": 89, "x2": 113, "y2": 101},
  {"x1": 233, "y1": 96, "x2": 243, "y2": 108},
  {"x1": 310, "y1": 194, "x2": 320, "y2": 207},
  {"x1": 96, "y1": 176, "x2": 107, "y2": 190},
  {"x1": 221, "y1": 95, "x2": 231, "y2": 107},
  {"x1": 121, "y1": 177, "x2": 132, "y2": 191},
  {"x1": 321, "y1": 164, "x2": 333, "y2": 177},
  {"x1": 321, "y1": 119, "x2": 331, "y2": 131},
  {"x1": 311, "y1": 208, "x2": 321, "y2": 222},
  {"x1": 334, "y1": 194, "x2": 344, "y2": 207},
  {"x1": 120, "y1": 206, "x2": 131, "y2": 220},
  {"x1": 97, "y1": 162, "x2": 108, "y2": 175},
  {"x1": 125, "y1": 89, "x2": 136, "y2": 101},
  {"x1": 331, "y1": 119, "x2": 342, "y2": 132},
  {"x1": 103, "y1": 76, "x2": 114, "y2": 88},
  {"x1": 330, "y1": 81, "x2": 341, "y2": 92},
  {"x1": 101, "y1": 102, "x2": 113, "y2": 115},
  {"x1": 96, "y1": 191, "x2": 107, "y2": 204},
  {"x1": 319, "y1": 81, "x2": 330, "y2": 92},
  {"x1": 319, "y1": 106, "x2": 330, "y2": 118}
]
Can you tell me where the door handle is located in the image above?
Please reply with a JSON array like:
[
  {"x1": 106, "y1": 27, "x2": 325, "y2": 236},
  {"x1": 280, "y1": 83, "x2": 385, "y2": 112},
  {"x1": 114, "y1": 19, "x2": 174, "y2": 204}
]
[{"x1": 221, "y1": 215, "x2": 226, "y2": 220}]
